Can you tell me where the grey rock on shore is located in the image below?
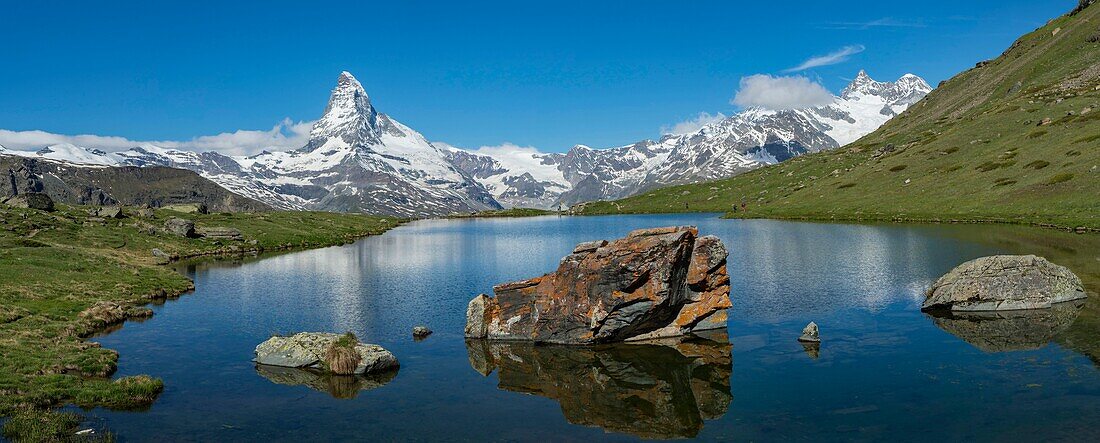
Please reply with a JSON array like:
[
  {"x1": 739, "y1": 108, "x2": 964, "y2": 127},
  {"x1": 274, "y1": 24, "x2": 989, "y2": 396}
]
[
  {"x1": 922, "y1": 255, "x2": 1086, "y2": 311},
  {"x1": 164, "y1": 217, "x2": 196, "y2": 238}
]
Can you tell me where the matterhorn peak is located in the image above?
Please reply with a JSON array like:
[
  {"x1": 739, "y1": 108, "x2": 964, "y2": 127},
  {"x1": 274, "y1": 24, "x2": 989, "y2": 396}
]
[
  {"x1": 302, "y1": 71, "x2": 382, "y2": 152},
  {"x1": 337, "y1": 71, "x2": 366, "y2": 95}
]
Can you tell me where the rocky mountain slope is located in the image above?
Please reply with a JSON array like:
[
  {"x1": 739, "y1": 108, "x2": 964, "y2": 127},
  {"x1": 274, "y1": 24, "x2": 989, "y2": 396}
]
[
  {"x1": 580, "y1": 2, "x2": 1100, "y2": 230},
  {"x1": 0, "y1": 155, "x2": 269, "y2": 212},
  {"x1": 447, "y1": 71, "x2": 930, "y2": 208},
  {"x1": 2, "y1": 72, "x2": 500, "y2": 217}
]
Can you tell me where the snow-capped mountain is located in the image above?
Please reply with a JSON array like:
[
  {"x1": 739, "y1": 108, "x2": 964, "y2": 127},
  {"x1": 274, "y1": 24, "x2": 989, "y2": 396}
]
[
  {"x1": 447, "y1": 71, "x2": 931, "y2": 208},
  {"x1": 3, "y1": 70, "x2": 928, "y2": 213},
  {"x1": 3, "y1": 72, "x2": 501, "y2": 217}
]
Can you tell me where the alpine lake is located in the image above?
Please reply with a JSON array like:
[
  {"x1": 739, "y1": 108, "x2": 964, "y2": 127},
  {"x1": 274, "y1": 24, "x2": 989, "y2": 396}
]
[{"x1": 72, "y1": 214, "x2": 1100, "y2": 441}]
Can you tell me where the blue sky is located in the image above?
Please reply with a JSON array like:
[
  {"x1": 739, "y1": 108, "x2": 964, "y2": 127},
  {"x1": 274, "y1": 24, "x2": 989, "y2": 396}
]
[{"x1": 0, "y1": 0, "x2": 1076, "y2": 153}]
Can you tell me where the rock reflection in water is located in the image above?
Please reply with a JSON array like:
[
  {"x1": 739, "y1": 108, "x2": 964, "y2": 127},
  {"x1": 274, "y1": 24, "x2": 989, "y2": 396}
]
[
  {"x1": 466, "y1": 332, "x2": 732, "y2": 439},
  {"x1": 928, "y1": 299, "x2": 1085, "y2": 352},
  {"x1": 800, "y1": 341, "x2": 821, "y2": 359},
  {"x1": 254, "y1": 365, "x2": 397, "y2": 399}
]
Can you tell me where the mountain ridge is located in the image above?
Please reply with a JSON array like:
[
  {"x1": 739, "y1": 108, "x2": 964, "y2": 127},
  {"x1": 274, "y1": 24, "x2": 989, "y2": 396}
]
[
  {"x1": 2, "y1": 70, "x2": 929, "y2": 215},
  {"x1": 446, "y1": 71, "x2": 930, "y2": 208}
]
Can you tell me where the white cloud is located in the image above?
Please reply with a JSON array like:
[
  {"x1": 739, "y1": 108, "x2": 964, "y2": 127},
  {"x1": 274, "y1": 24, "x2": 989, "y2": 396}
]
[
  {"x1": 821, "y1": 18, "x2": 925, "y2": 30},
  {"x1": 731, "y1": 74, "x2": 835, "y2": 111},
  {"x1": 0, "y1": 118, "x2": 314, "y2": 157},
  {"x1": 470, "y1": 142, "x2": 544, "y2": 157},
  {"x1": 661, "y1": 112, "x2": 727, "y2": 135},
  {"x1": 783, "y1": 45, "x2": 866, "y2": 73}
]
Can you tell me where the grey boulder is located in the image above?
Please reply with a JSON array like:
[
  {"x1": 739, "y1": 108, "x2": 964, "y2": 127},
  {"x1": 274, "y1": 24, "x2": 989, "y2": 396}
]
[
  {"x1": 798, "y1": 322, "x2": 820, "y2": 342},
  {"x1": 253, "y1": 332, "x2": 399, "y2": 375},
  {"x1": 164, "y1": 217, "x2": 196, "y2": 238},
  {"x1": 923, "y1": 255, "x2": 1086, "y2": 312},
  {"x1": 3, "y1": 193, "x2": 54, "y2": 212}
]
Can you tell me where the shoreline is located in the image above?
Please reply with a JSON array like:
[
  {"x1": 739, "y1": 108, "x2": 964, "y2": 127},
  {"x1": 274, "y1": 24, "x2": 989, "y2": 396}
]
[
  {"x1": 573, "y1": 208, "x2": 1098, "y2": 234},
  {"x1": 0, "y1": 206, "x2": 402, "y2": 440}
]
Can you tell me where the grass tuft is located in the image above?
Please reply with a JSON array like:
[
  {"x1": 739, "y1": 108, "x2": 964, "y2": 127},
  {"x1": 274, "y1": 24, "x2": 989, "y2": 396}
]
[{"x1": 1045, "y1": 173, "x2": 1075, "y2": 185}]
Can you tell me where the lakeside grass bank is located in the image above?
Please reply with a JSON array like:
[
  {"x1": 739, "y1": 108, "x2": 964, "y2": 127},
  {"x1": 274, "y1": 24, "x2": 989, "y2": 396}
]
[{"x1": 0, "y1": 205, "x2": 400, "y2": 441}]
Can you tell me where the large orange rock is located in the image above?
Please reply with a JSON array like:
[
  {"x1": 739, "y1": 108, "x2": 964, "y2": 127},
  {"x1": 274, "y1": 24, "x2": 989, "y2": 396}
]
[{"x1": 465, "y1": 226, "x2": 731, "y2": 344}]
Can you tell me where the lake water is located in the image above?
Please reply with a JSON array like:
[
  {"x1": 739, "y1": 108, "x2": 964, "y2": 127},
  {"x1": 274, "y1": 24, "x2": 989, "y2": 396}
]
[{"x1": 79, "y1": 215, "x2": 1100, "y2": 441}]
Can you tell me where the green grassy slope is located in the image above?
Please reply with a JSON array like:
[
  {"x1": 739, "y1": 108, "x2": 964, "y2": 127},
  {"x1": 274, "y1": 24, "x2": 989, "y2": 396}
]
[
  {"x1": 0, "y1": 205, "x2": 398, "y2": 441},
  {"x1": 580, "y1": 3, "x2": 1100, "y2": 229}
]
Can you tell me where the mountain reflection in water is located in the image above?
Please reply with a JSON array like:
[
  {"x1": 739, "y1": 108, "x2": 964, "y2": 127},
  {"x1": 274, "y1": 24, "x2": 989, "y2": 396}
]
[
  {"x1": 927, "y1": 299, "x2": 1085, "y2": 353},
  {"x1": 466, "y1": 332, "x2": 732, "y2": 439}
]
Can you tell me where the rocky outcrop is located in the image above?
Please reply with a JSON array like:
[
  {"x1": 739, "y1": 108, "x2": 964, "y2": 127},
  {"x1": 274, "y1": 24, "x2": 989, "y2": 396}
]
[
  {"x1": 0, "y1": 155, "x2": 270, "y2": 212},
  {"x1": 90, "y1": 205, "x2": 124, "y2": 219},
  {"x1": 923, "y1": 255, "x2": 1087, "y2": 311},
  {"x1": 163, "y1": 217, "x2": 196, "y2": 238},
  {"x1": 2, "y1": 193, "x2": 54, "y2": 211},
  {"x1": 253, "y1": 332, "x2": 399, "y2": 375},
  {"x1": 465, "y1": 332, "x2": 732, "y2": 439},
  {"x1": 465, "y1": 226, "x2": 731, "y2": 344}
]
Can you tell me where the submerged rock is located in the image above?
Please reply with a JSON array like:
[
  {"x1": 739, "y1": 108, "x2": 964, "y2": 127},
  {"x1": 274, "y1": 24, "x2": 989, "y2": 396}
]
[
  {"x1": 253, "y1": 332, "x2": 399, "y2": 375},
  {"x1": 464, "y1": 226, "x2": 731, "y2": 344},
  {"x1": 798, "y1": 321, "x2": 821, "y2": 343},
  {"x1": 465, "y1": 331, "x2": 732, "y2": 439},
  {"x1": 923, "y1": 255, "x2": 1087, "y2": 311}
]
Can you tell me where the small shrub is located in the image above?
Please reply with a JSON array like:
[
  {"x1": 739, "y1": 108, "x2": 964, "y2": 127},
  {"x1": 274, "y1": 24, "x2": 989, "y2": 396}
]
[
  {"x1": 940, "y1": 147, "x2": 960, "y2": 154},
  {"x1": 1045, "y1": 173, "x2": 1075, "y2": 185},
  {"x1": 1025, "y1": 160, "x2": 1050, "y2": 170},
  {"x1": 889, "y1": 164, "x2": 908, "y2": 172},
  {"x1": 993, "y1": 178, "x2": 1018, "y2": 187},
  {"x1": 1026, "y1": 130, "x2": 1048, "y2": 138},
  {"x1": 837, "y1": 183, "x2": 856, "y2": 189},
  {"x1": 1066, "y1": 150, "x2": 1082, "y2": 156}
]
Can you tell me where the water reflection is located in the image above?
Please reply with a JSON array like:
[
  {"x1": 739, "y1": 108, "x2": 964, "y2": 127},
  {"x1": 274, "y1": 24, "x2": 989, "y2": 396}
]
[
  {"x1": 253, "y1": 365, "x2": 397, "y2": 399},
  {"x1": 927, "y1": 300, "x2": 1085, "y2": 352},
  {"x1": 466, "y1": 332, "x2": 732, "y2": 439}
]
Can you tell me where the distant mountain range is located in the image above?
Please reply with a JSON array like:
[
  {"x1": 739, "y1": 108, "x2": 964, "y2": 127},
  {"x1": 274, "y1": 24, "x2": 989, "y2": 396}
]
[
  {"x1": 1, "y1": 71, "x2": 929, "y2": 215},
  {"x1": 446, "y1": 71, "x2": 931, "y2": 208}
]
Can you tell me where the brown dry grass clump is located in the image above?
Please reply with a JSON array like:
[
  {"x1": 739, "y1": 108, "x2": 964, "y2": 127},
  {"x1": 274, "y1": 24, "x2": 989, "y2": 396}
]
[{"x1": 323, "y1": 332, "x2": 361, "y2": 375}]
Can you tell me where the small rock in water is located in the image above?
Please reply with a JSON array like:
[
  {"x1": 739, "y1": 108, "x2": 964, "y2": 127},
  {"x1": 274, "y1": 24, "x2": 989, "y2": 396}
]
[
  {"x1": 412, "y1": 326, "x2": 433, "y2": 339},
  {"x1": 798, "y1": 321, "x2": 821, "y2": 342},
  {"x1": 75, "y1": 429, "x2": 95, "y2": 436},
  {"x1": 253, "y1": 332, "x2": 399, "y2": 375}
]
